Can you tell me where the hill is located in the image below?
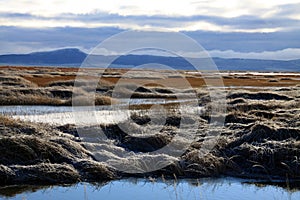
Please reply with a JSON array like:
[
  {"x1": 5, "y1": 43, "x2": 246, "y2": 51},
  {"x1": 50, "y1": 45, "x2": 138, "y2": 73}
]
[{"x1": 0, "y1": 48, "x2": 299, "y2": 71}]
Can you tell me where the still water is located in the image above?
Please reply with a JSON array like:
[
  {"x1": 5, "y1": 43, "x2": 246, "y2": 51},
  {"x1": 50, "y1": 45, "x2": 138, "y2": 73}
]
[{"x1": 1, "y1": 178, "x2": 299, "y2": 200}]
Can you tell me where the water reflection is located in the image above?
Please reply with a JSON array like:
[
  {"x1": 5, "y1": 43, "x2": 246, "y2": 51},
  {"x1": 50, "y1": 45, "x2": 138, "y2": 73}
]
[{"x1": 1, "y1": 178, "x2": 299, "y2": 200}]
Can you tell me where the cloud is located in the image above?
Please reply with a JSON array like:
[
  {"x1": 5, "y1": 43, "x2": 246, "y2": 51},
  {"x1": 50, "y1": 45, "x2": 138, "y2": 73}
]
[
  {"x1": 0, "y1": 12, "x2": 298, "y2": 33},
  {"x1": 0, "y1": 26, "x2": 122, "y2": 54},
  {"x1": 0, "y1": 0, "x2": 299, "y2": 18},
  {"x1": 185, "y1": 30, "x2": 300, "y2": 52},
  {"x1": 1, "y1": 0, "x2": 300, "y2": 61},
  {"x1": 0, "y1": 1, "x2": 299, "y2": 32},
  {"x1": 1, "y1": 26, "x2": 300, "y2": 61},
  {"x1": 208, "y1": 48, "x2": 300, "y2": 60}
]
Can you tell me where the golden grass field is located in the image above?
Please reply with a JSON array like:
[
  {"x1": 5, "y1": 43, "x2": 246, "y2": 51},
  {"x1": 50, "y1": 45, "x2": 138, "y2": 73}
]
[{"x1": 1, "y1": 66, "x2": 299, "y2": 88}]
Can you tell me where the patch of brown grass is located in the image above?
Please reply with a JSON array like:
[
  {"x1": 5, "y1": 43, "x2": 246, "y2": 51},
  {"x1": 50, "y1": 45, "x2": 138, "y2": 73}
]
[
  {"x1": 23, "y1": 75, "x2": 77, "y2": 87},
  {"x1": 0, "y1": 94, "x2": 66, "y2": 106},
  {"x1": 70, "y1": 95, "x2": 117, "y2": 106}
]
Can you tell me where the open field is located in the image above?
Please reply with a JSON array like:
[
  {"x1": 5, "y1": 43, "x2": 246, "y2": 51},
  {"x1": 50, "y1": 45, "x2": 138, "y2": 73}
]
[
  {"x1": 0, "y1": 66, "x2": 299, "y2": 187},
  {"x1": 1, "y1": 66, "x2": 299, "y2": 106}
]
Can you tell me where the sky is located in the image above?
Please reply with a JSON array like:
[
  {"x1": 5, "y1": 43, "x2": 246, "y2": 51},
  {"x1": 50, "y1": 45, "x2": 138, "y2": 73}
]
[{"x1": 1, "y1": 0, "x2": 300, "y2": 60}]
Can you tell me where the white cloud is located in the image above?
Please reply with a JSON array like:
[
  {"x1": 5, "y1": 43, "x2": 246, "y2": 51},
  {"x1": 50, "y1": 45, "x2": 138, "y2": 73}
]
[
  {"x1": 0, "y1": 15, "x2": 286, "y2": 33},
  {"x1": 209, "y1": 48, "x2": 300, "y2": 60},
  {"x1": 0, "y1": 0, "x2": 300, "y2": 32},
  {"x1": 1, "y1": 0, "x2": 299, "y2": 18}
]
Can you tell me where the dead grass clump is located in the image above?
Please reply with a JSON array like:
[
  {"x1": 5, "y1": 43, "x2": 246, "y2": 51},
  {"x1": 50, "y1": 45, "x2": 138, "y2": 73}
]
[
  {"x1": 0, "y1": 136, "x2": 83, "y2": 165},
  {"x1": 225, "y1": 113, "x2": 257, "y2": 124},
  {"x1": 0, "y1": 115, "x2": 19, "y2": 127},
  {"x1": 228, "y1": 98, "x2": 246, "y2": 105},
  {"x1": 13, "y1": 88, "x2": 48, "y2": 95},
  {"x1": 229, "y1": 102, "x2": 280, "y2": 112},
  {"x1": 280, "y1": 77, "x2": 293, "y2": 81},
  {"x1": 222, "y1": 76, "x2": 233, "y2": 79},
  {"x1": 48, "y1": 79, "x2": 105, "y2": 88},
  {"x1": 12, "y1": 163, "x2": 80, "y2": 184},
  {"x1": 221, "y1": 119, "x2": 300, "y2": 180},
  {"x1": 154, "y1": 87, "x2": 174, "y2": 94},
  {"x1": 56, "y1": 124, "x2": 78, "y2": 137},
  {"x1": 121, "y1": 134, "x2": 172, "y2": 153},
  {"x1": 0, "y1": 94, "x2": 65, "y2": 106},
  {"x1": 198, "y1": 94, "x2": 211, "y2": 106},
  {"x1": 130, "y1": 113, "x2": 151, "y2": 125},
  {"x1": 50, "y1": 89, "x2": 73, "y2": 99},
  {"x1": 0, "y1": 117, "x2": 118, "y2": 185},
  {"x1": 183, "y1": 151, "x2": 225, "y2": 177},
  {"x1": 128, "y1": 102, "x2": 179, "y2": 110},
  {"x1": 130, "y1": 91, "x2": 177, "y2": 99},
  {"x1": 49, "y1": 138, "x2": 90, "y2": 159},
  {"x1": 100, "y1": 119, "x2": 178, "y2": 153},
  {"x1": 101, "y1": 122, "x2": 171, "y2": 151},
  {"x1": 135, "y1": 86, "x2": 152, "y2": 93},
  {"x1": 165, "y1": 115, "x2": 183, "y2": 127},
  {"x1": 248, "y1": 110, "x2": 275, "y2": 119},
  {"x1": 228, "y1": 92, "x2": 293, "y2": 101},
  {"x1": 0, "y1": 115, "x2": 55, "y2": 138},
  {"x1": 0, "y1": 76, "x2": 36, "y2": 88},
  {"x1": 73, "y1": 160, "x2": 116, "y2": 181},
  {"x1": 101, "y1": 124, "x2": 128, "y2": 141},
  {"x1": 228, "y1": 124, "x2": 300, "y2": 148},
  {"x1": 70, "y1": 95, "x2": 116, "y2": 106},
  {"x1": 95, "y1": 95, "x2": 117, "y2": 105},
  {"x1": 224, "y1": 142, "x2": 300, "y2": 179},
  {"x1": 47, "y1": 80, "x2": 75, "y2": 87},
  {"x1": 0, "y1": 165, "x2": 15, "y2": 185}
]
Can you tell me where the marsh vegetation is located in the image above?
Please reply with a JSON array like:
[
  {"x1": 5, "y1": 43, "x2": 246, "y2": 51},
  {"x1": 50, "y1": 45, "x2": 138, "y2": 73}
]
[{"x1": 0, "y1": 66, "x2": 299, "y2": 187}]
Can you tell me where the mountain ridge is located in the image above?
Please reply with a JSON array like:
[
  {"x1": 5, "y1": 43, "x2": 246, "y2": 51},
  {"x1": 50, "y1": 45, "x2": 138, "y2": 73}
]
[{"x1": 0, "y1": 48, "x2": 299, "y2": 72}]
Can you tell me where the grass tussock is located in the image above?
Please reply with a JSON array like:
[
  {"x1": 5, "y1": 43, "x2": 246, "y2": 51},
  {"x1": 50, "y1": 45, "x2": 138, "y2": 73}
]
[
  {"x1": 227, "y1": 91, "x2": 293, "y2": 101},
  {"x1": 0, "y1": 116, "x2": 116, "y2": 186},
  {"x1": 0, "y1": 89, "x2": 116, "y2": 106},
  {"x1": 0, "y1": 75, "x2": 37, "y2": 88},
  {"x1": 70, "y1": 95, "x2": 117, "y2": 106},
  {"x1": 0, "y1": 94, "x2": 66, "y2": 106}
]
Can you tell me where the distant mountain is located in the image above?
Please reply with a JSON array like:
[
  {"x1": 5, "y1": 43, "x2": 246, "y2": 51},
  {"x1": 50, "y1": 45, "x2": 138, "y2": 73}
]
[
  {"x1": 0, "y1": 48, "x2": 299, "y2": 72},
  {"x1": 0, "y1": 48, "x2": 86, "y2": 65}
]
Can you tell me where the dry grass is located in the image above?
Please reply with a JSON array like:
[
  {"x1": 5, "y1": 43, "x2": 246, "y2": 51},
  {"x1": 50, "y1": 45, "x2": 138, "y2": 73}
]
[
  {"x1": 0, "y1": 94, "x2": 66, "y2": 106},
  {"x1": 23, "y1": 75, "x2": 77, "y2": 87},
  {"x1": 0, "y1": 66, "x2": 300, "y2": 185},
  {"x1": 2, "y1": 66, "x2": 300, "y2": 88},
  {"x1": 0, "y1": 75, "x2": 37, "y2": 87},
  {"x1": 227, "y1": 91, "x2": 293, "y2": 101},
  {"x1": 0, "y1": 116, "x2": 116, "y2": 186},
  {"x1": 3, "y1": 163, "x2": 81, "y2": 185},
  {"x1": 69, "y1": 94, "x2": 117, "y2": 106}
]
